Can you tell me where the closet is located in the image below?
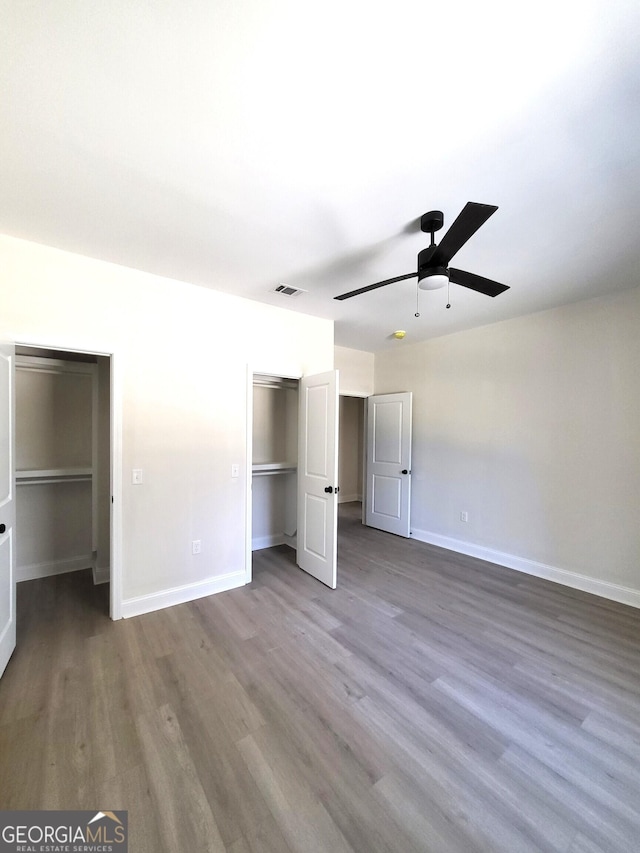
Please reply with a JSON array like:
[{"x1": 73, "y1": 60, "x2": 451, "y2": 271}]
[
  {"x1": 15, "y1": 350, "x2": 110, "y2": 585},
  {"x1": 249, "y1": 368, "x2": 339, "y2": 590},
  {"x1": 251, "y1": 374, "x2": 299, "y2": 551}
]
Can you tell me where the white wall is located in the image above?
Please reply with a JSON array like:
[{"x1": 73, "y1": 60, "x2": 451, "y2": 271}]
[
  {"x1": 0, "y1": 234, "x2": 334, "y2": 614},
  {"x1": 334, "y1": 345, "x2": 374, "y2": 397},
  {"x1": 374, "y1": 286, "x2": 640, "y2": 607}
]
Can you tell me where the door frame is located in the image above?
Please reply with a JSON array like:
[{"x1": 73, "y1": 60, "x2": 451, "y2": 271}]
[{"x1": 14, "y1": 340, "x2": 123, "y2": 620}]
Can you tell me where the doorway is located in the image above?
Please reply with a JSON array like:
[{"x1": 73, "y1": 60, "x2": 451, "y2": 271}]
[
  {"x1": 337, "y1": 391, "x2": 413, "y2": 537},
  {"x1": 15, "y1": 345, "x2": 115, "y2": 619},
  {"x1": 338, "y1": 395, "x2": 366, "y2": 507},
  {"x1": 246, "y1": 368, "x2": 339, "y2": 589}
]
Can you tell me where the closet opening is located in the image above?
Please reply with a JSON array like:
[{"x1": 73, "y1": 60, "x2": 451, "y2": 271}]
[
  {"x1": 15, "y1": 345, "x2": 113, "y2": 619},
  {"x1": 250, "y1": 374, "x2": 299, "y2": 557},
  {"x1": 246, "y1": 367, "x2": 340, "y2": 589}
]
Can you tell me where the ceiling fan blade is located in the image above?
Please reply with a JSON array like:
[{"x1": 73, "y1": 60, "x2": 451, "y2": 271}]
[
  {"x1": 429, "y1": 202, "x2": 498, "y2": 267},
  {"x1": 449, "y1": 267, "x2": 509, "y2": 297},
  {"x1": 334, "y1": 272, "x2": 417, "y2": 301}
]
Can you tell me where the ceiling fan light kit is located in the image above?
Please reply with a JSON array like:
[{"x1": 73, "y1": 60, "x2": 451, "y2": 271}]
[
  {"x1": 335, "y1": 202, "x2": 510, "y2": 304},
  {"x1": 418, "y1": 266, "x2": 449, "y2": 290}
]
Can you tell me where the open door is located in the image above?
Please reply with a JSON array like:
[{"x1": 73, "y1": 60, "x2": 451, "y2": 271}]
[
  {"x1": 366, "y1": 391, "x2": 412, "y2": 537},
  {"x1": 297, "y1": 370, "x2": 339, "y2": 588},
  {"x1": 0, "y1": 342, "x2": 16, "y2": 678}
]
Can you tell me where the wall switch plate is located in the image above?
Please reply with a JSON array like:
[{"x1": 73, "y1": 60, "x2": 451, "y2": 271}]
[
  {"x1": 132, "y1": 468, "x2": 143, "y2": 485},
  {"x1": 460, "y1": 511, "x2": 469, "y2": 522},
  {"x1": 192, "y1": 539, "x2": 201, "y2": 554},
  {"x1": 231, "y1": 464, "x2": 240, "y2": 478}
]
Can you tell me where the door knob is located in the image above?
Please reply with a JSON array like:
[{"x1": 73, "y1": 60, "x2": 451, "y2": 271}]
[
  {"x1": 401, "y1": 469, "x2": 408, "y2": 475},
  {"x1": 0, "y1": 524, "x2": 5, "y2": 534},
  {"x1": 324, "y1": 486, "x2": 333, "y2": 493}
]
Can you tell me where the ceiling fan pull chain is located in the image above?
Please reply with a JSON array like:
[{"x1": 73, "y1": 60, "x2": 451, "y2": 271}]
[
  {"x1": 446, "y1": 278, "x2": 451, "y2": 309},
  {"x1": 415, "y1": 280, "x2": 421, "y2": 317}
]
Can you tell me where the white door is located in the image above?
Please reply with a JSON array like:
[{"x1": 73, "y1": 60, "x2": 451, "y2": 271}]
[
  {"x1": 0, "y1": 342, "x2": 16, "y2": 679},
  {"x1": 366, "y1": 392, "x2": 412, "y2": 537},
  {"x1": 297, "y1": 370, "x2": 339, "y2": 588}
]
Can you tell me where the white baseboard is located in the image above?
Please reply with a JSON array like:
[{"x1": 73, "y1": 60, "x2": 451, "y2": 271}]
[
  {"x1": 93, "y1": 564, "x2": 111, "y2": 585},
  {"x1": 121, "y1": 570, "x2": 247, "y2": 619},
  {"x1": 338, "y1": 494, "x2": 361, "y2": 504},
  {"x1": 410, "y1": 528, "x2": 640, "y2": 610},
  {"x1": 252, "y1": 533, "x2": 286, "y2": 551},
  {"x1": 17, "y1": 554, "x2": 93, "y2": 583}
]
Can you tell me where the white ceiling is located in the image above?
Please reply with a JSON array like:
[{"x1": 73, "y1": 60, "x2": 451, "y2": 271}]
[{"x1": 2, "y1": 0, "x2": 639, "y2": 351}]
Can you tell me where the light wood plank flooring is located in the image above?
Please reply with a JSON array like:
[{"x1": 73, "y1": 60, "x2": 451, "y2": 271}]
[{"x1": 1, "y1": 502, "x2": 639, "y2": 852}]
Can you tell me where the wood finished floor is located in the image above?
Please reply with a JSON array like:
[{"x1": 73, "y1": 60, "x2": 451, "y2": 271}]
[{"x1": 1, "y1": 503, "x2": 639, "y2": 852}]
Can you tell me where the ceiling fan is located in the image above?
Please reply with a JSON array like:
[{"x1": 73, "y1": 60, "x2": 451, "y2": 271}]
[{"x1": 334, "y1": 202, "x2": 509, "y2": 302}]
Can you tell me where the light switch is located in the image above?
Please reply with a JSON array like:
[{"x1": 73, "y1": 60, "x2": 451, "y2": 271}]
[
  {"x1": 132, "y1": 468, "x2": 143, "y2": 485},
  {"x1": 231, "y1": 464, "x2": 240, "y2": 478}
]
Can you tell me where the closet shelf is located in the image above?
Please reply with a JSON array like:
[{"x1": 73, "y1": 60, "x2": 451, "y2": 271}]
[
  {"x1": 17, "y1": 467, "x2": 93, "y2": 485},
  {"x1": 252, "y1": 462, "x2": 297, "y2": 476}
]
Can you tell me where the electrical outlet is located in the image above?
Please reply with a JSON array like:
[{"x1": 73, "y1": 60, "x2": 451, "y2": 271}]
[
  {"x1": 192, "y1": 539, "x2": 202, "y2": 554},
  {"x1": 460, "y1": 511, "x2": 469, "y2": 523}
]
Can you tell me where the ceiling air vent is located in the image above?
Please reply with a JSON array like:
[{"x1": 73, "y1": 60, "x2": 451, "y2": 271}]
[{"x1": 272, "y1": 284, "x2": 306, "y2": 298}]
